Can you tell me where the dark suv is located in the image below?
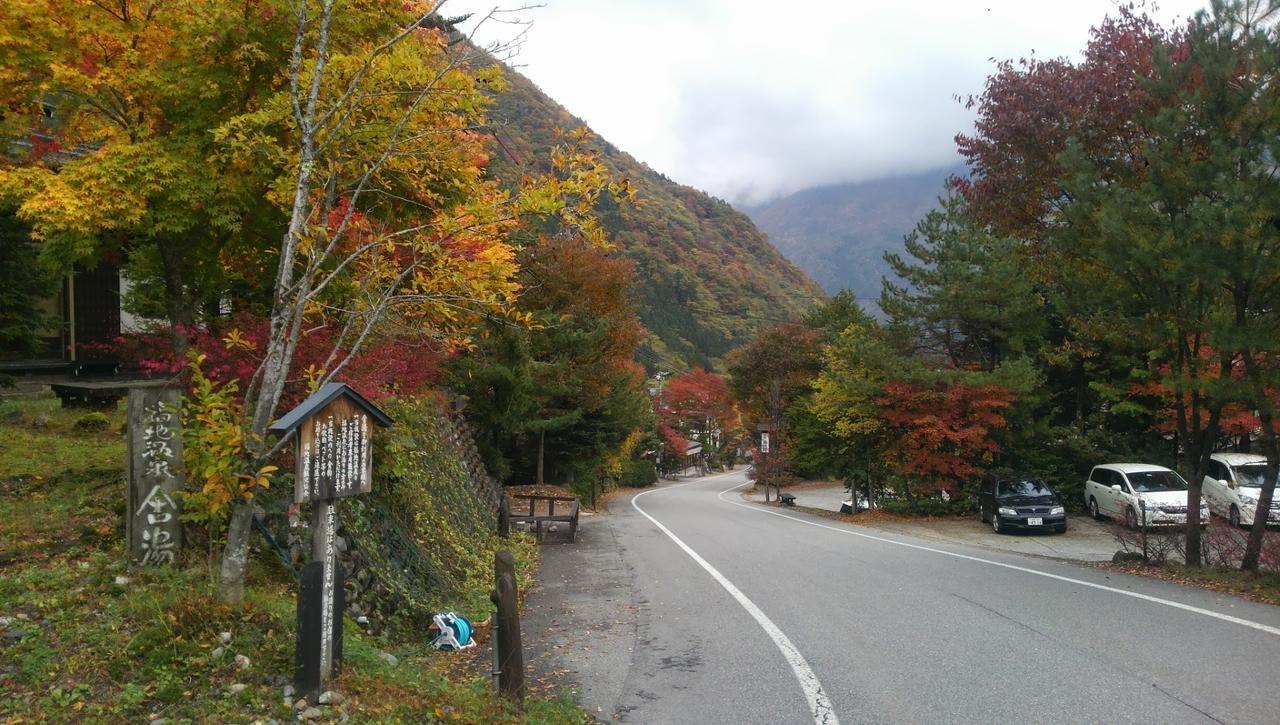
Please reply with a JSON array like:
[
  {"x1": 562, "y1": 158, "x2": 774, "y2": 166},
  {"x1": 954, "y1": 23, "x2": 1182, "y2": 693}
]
[{"x1": 979, "y1": 472, "x2": 1067, "y2": 534}]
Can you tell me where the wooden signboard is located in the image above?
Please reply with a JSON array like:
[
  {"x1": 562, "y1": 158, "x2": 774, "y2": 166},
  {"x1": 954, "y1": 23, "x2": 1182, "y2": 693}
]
[
  {"x1": 269, "y1": 383, "x2": 391, "y2": 700},
  {"x1": 294, "y1": 396, "x2": 375, "y2": 503},
  {"x1": 126, "y1": 384, "x2": 184, "y2": 566}
]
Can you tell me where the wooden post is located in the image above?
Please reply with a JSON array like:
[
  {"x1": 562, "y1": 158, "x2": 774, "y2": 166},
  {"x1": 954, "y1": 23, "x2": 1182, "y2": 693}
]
[
  {"x1": 269, "y1": 383, "x2": 391, "y2": 703},
  {"x1": 498, "y1": 495, "x2": 511, "y2": 538},
  {"x1": 489, "y1": 550, "x2": 525, "y2": 706},
  {"x1": 126, "y1": 384, "x2": 183, "y2": 566}
]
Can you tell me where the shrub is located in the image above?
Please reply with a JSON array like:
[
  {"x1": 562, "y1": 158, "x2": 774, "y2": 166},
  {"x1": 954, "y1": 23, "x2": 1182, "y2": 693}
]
[
  {"x1": 619, "y1": 459, "x2": 657, "y2": 488},
  {"x1": 338, "y1": 396, "x2": 520, "y2": 626},
  {"x1": 880, "y1": 494, "x2": 976, "y2": 517},
  {"x1": 72, "y1": 411, "x2": 110, "y2": 433}
]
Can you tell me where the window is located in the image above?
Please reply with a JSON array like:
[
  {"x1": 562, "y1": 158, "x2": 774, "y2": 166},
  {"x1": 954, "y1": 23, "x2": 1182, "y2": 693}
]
[
  {"x1": 1093, "y1": 468, "x2": 1120, "y2": 487},
  {"x1": 1126, "y1": 470, "x2": 1188, "y2": 492},
  {"x1": 998, "y1": 479, "x2": 1051, "y2": 497},
  {"x1": 1209, "y1": 461, "x2": 1229, "y2": 481},
  {"x1": 1235, "y1": 463, "x2": 1268, "y2": 488}
]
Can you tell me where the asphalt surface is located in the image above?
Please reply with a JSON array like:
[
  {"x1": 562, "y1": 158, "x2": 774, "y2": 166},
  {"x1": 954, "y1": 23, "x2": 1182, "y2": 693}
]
[
  {"x1": 742, "y1": 482, "x2": 1123, "y2": 562},
  {"x1": 522, "y1": 470, "x2": 1280, "y2": 724}
]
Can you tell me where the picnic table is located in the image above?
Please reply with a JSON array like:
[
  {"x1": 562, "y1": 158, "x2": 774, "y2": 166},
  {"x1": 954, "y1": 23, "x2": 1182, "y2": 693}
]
[{"x1": 502, "y1": 489, "x2": 580, "y2": 543}]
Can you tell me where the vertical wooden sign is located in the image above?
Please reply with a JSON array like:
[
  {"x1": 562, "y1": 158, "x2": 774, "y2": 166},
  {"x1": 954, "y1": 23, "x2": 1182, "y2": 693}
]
[
  {"x1": 126, "y1": 384, "x2": 183, "y2": 566},
  {"x1": 270, "y1": 383, "x2": 391, "y2": 700}
]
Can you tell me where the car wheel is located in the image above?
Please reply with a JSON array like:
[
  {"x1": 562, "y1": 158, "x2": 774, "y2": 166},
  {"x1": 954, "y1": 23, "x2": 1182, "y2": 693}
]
[
  {"x1": 1089, "y1": 497, "x2": 1100, "y2": 520},
  {"x1": 1125, "y1": 507, "x2": 1140, "y2": 530},
  {"x1": 992, "y1": 514, "x2": 1001, "y2": 534},
  {"x1": 980, "y1": 507, "x2": 989, "y2": 524},
  {"x1": 1056, "y1": 523, "x2": 1067, "y2": 534},
  {"x1": 1230, "y1": 505, "x2": 1241, "y2": 528}
]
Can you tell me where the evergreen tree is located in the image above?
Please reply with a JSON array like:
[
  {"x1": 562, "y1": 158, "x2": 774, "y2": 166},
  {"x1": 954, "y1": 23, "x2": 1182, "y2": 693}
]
[{"x1": 880, "y1": 186, "x2": 1045, "y2": 371}]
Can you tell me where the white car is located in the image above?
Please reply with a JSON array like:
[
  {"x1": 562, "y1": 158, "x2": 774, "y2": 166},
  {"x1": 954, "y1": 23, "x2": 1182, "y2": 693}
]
[
  {"x1": 1202, "y1": 453, "x2": 1280, "y2": 527},
  {"x1": 1083, "y1": 463, "x2": 1209, "y2": 528}
]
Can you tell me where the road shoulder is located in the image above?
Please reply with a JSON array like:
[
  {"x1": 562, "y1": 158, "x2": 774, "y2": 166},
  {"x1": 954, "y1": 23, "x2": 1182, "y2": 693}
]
[{"x1": 521, "y1": 505, "x2": 639, "y2": 721}]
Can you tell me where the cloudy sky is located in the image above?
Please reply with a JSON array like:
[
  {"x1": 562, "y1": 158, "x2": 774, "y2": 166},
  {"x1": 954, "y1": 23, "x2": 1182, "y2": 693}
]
[{"x1": 449, "y1": 0, "x2": 1208, "y2": 205}]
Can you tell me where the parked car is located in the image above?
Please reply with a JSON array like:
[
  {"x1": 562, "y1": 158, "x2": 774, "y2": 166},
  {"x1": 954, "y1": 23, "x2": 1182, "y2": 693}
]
[
  {"x1": 1083, "y1": 463, "x2": 1209, "y2": 528},
  {"x1": 979, "y1": 471, "x2": 1067, "y2": 534},
  {"x1": 1202, "y1": 453, "x2": 1280, "y2": 528}
]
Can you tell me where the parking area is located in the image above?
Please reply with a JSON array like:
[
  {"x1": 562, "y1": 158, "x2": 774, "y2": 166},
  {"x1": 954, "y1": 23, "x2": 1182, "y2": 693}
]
[{"x1": 750, "y1": 482, "x2": 1123, "y2": 563}]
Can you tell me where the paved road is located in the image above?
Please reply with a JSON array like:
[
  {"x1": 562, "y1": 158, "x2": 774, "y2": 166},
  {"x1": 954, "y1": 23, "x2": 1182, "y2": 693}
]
[{"x1": 524, "y1": 470, "x2": 1280, "y2": 724}]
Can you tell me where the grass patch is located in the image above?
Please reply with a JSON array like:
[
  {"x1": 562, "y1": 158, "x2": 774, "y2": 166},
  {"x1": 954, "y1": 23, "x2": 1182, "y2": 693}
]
[
  {"x1": 1102, "y1": 562, "x2": 1280, "y2": 606},
  {"x1": 0, "y1": 397, "x2": 127, "y2": 479},
  {"x1": 0, "y1": 396, "x2": 589, "y2": 723}
]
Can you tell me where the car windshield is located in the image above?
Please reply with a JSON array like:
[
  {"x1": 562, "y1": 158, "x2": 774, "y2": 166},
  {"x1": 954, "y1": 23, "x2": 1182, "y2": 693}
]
[
  {"x1": 1127, "y1": 470, "x2": 1188, "y2": 492},
  {"x1": 998, "y1": 479, "x2": 1051, "y2": 497},
  {"x1": 1234, "y1": 463, "x2": 1270, "y2": 488}
]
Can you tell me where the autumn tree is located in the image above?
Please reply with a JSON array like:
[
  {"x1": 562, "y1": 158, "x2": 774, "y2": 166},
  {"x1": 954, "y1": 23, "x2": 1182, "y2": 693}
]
[
  {"x1": 658, "y1": 367, "x2": 741, "y2": 470},
  {"x1": 1052, "y1": 0, "x2": 1280, "y2": 564},
  {"x1": 726, "y1": 321, "x2": 821, "y2": 426},
  {"x1": 452, "y1": 234, "x2": 651, "y2": 489},
  {"x1": 809, "y1": 317, "x2": 899, "y2": 502},
  {"x1": 875, "y1": 380, "x2": 1014, "y2": 496},
  {"x1": 726, "y1": 293, "x2": 873, "y2": 481},
  {"x1": 954, "y1": 7, "x2": 1174, "y2": 242},
  {"x1": 812, "y1": 309, "x2": 1029, "y2": 503},
  {"x1": 0, "y1": 0, "x2": 628, "y2": 603},
  {"x1": 0, "y1": 0, "x2": 294, "y2": 351}
]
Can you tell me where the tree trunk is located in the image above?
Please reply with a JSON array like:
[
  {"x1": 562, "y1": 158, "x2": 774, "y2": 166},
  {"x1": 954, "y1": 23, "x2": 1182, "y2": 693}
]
[
  {"x1": 1241, "y1": 414, "x2": 1278, "y2": 572},
  {"x1": 156, "y1": 237, "x2": 195, "y2": 355},
  {"x1": 536, "y1": 430, "x2": 545, "y2": 486},
  {"x1": 1185, "y1": 480, "x2": 1204, "y2": 567},
  {"x1": 219, "y1": 503, "x2": 257, "y2": 607}
]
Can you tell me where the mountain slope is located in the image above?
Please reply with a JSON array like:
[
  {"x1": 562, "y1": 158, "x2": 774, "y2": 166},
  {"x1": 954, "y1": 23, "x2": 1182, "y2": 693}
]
[
  {"x1": 485, "y1": 69, "x2": 824, "y2": 370},
  {"x1": 744, "y1": 167, "x2": 958, "y2": 303}
]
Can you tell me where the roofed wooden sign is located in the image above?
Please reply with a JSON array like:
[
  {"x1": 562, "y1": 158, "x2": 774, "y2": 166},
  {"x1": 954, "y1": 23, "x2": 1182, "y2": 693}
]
[{"x1": 269, "y1": 383, "x2": 393, "y2": 504}]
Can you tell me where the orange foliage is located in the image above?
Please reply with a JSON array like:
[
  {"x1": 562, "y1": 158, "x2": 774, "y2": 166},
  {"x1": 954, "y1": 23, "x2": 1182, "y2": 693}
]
[{"x1": 876, "y1": 380, "x2": 1015, "y2": 494}]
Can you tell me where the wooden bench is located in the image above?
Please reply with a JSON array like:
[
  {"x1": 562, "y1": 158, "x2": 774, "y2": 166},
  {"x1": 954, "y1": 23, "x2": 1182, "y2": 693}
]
[
  {"x1": 50, "y1": 380, "x2": 165, "y2": 409},
  {"x1": 505, "y1": 493, "x2": 580, "y2": 543},
  {"x1": 779, "y1": 493, "x2": 796, "y2": 506}
]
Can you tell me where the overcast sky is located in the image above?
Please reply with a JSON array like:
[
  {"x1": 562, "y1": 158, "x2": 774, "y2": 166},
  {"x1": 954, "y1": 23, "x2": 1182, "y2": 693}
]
[{"x1": 449, "y1": 0, "x2": 1208, "y2": 205}]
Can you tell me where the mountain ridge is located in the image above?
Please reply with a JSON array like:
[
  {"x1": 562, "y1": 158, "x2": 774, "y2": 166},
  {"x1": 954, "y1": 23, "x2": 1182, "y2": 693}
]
[
  {"x1": 484, "y1": 66, "x2": 825, "y2": 370},
  {"x1": 743, "y1": 165, "x2": 962, "y2": 304}
]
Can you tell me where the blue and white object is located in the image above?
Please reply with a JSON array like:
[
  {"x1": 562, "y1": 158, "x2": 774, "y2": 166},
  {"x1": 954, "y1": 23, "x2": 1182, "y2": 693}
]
[{"x1": 429, "y1": 612, "x2": 475, "y2": 651}]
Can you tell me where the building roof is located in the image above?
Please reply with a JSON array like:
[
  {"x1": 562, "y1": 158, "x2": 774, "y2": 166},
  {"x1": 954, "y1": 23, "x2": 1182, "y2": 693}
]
[{"x1": 268, "y1": 382, "x2": 393, "y2": 433}]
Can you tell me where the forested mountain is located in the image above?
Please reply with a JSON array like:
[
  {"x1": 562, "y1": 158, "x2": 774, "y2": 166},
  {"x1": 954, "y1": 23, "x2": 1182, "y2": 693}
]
[
  {"x1": 486, "y1": 69, "x2": 824, "y2": 371},
  {"x1": 744, "y1": 166, "x2": 960, "y2": 303}
]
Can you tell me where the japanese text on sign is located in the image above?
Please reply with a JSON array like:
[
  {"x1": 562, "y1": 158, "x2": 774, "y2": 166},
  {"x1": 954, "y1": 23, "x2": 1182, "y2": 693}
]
[{"x1": 296, "y1": 409, "x2": 372, "y2": 503}]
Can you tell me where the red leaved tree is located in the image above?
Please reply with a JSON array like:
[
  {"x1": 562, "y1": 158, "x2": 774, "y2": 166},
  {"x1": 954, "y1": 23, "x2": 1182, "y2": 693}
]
[
  {"x1": 955, "y1": 8, "x2": 1176, "y2": 240},
  {"x1": 875, "y1": 380, "x2": 1015, "y2": 496},
  {"x1": 658, "y1": 368, "x2": 742, "y2": 470},
  {"x1": 101, "y1": 312, "x2": 447, "y2": 409}
]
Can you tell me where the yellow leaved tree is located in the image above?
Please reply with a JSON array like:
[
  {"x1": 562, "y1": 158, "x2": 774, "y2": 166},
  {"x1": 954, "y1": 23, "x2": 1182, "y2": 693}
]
[{"x1": 1, "y1": 0, "x2": 631, "y2": 605}]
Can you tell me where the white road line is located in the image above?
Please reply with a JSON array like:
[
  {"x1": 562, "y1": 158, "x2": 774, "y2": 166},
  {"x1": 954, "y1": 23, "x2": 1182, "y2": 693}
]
[
  {"x1": 715, "y1": 481, "x2": 1280, "y2": 638},
  {"x1": 632, "y1": 476, "x2": 840, "y2": 725}
]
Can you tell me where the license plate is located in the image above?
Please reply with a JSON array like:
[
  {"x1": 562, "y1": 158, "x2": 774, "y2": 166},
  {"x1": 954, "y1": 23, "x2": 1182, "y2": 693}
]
[{"x1": 1027, "y1": 517, "x2": 1043, "y2": 526}]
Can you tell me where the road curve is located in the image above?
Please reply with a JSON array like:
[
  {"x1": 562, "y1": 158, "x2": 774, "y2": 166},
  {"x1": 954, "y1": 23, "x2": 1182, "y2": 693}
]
[{"x1": 525, "y1": 470, "x2": 1280, "y2": 724}]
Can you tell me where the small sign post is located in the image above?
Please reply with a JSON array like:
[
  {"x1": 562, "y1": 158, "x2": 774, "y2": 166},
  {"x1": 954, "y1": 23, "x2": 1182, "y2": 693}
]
[
  {"x1": 126, "y1": 383, "x2": 184, "y2": 566},
  {"x1": 270, "y1": 383, "x2": 392, "y2": 700},
  {"x1": 756, "y1": 421, "x2": 778, "y2": 503}
]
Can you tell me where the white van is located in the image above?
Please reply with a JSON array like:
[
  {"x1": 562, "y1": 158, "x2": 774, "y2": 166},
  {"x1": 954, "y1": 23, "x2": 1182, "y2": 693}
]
[
  {"x1": 1084, "y1": 463, "x2": 1209, "y2": 528},
  {"x1": 1202, "y1": 453, "x2": 1279, "y2": 527}
]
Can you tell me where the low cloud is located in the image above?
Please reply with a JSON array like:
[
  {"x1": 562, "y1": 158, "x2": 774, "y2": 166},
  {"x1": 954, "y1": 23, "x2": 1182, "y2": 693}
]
[{"x1": 454, "y1": 0, "x2": 1207, "y2": 204}]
